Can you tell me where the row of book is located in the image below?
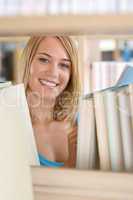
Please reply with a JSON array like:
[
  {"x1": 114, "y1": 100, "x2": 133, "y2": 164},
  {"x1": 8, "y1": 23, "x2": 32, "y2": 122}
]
[
  {"x1": 0, "y1": 0, "x2": 133, "y2": 16},
  {"x1": 77, "y1": 83, "x2": 133, "y2": 172},
  {"x1": 83, "y1": 62, "x2": 132, "y2": 95}
]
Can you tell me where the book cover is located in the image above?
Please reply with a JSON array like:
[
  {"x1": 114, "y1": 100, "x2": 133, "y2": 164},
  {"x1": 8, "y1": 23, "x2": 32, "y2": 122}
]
[
  {"x1": 0, "y1": 84, "x2": 37, "y2": 200},
  {"x1": 94, "y1": 91, "x2": 111, "y2": 171},
  {"x1": 104, "y1": 90, "x2": 124, "y2": 172},
  {"x1": 118, "y1": 88, "x2": 133, "y2": 172},
  {"x1": 76, "y1": 98, "x2": 97, "y2": 169}
]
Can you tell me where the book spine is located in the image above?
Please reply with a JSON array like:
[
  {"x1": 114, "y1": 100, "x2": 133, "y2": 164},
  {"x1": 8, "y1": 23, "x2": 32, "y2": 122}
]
[
  {"x1": 118, "y1": 87, "x2": 133, "y2": 172},
  {"x1": 94, "y1": 92, "x2": 111, "y2": 171},
  {"x1": 76, "y1": 98, "x2": 96, "y2": 169},
  {"x1": 128, "y1": 84, "x2": 133, "y2": 133},
  {"x1": 105, "y1": 90, "x2": 124, "y2": 171}
]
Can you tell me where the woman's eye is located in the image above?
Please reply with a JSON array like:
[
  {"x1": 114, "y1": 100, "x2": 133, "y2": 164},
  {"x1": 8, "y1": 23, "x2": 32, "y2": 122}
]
[
  {"x1": 39, "y1": 57, "x2": 49, "y2": 63},
  {"x1": 60, "y1": 63, "x2": 69, "y2": 69}
]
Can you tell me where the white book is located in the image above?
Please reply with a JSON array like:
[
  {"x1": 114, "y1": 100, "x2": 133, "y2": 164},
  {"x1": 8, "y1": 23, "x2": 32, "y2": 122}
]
[
  {"x1": 94, "y1": 91, "x2": 111, "y2": 171},
  {"x1": 76, "y1": 98, "x2": 96, "y2": 169},
  {"x1": 20, "y1": 0, "x2": 35, "y2": 15},
  {"x1": 105, "y1": 90, "x2": 124, "y2": 172},
  {"x1": 97, "y1": 0, "x2": 109, "y2": 13},
  {"x1": 118, "y1": 88, "x2": 133, "y2": 172},
  {"x1": 0, "y1": 81, "x2": 12, "y2": 88},
  {"x1": 101, "y1": 62, "x2": 110, "y2": 89},
  {"x1": 71, "y1": 0, "x2": 78, "y2": 14},
  {"x1": 5, "y1": 0, "x2": 20, "y2": 16},
  {"x1": 33, "y1": 0, "x2": 48, "y2": 15},
  {"x1": 128, "y1": 84, "x2": 133, "y2": 134},
  {"x1": 127, "y1": 0, "x2": 133, "y2": 12},
  {"x1": 0, "y1": 83, "x2": 37, "y2": 200},
  {"x1": 0, "y1": 83, "x2": 39, "y2": 166},
  {"x1": 119, "y1": 0, "x2": 128, "y2": 12},
  {"x1": 0, "y1": 0, "x2": 5, "y2": 16},
  {"x1": 59, "y1": 0, "x2": 69, "y2": 14},
  {"x1": 48, "y1": 0, "x2": 60, "y2": 15},
  {"x1": 92, "y1": 62, "x2": 102, "y2": 92},
  {"x1": 83, "y1": 62, "x2": 92, "y2": 95},
  {"x1": 109, "y1": 62, "x2": 117, "y2": 86},
  {"x1": 85, "y1": 64, "x2": 133, "y2": 99}
]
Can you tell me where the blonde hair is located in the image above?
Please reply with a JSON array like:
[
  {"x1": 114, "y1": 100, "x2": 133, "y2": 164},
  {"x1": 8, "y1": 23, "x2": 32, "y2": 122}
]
[{"x1": 21, "y1": 36, "x2": 81, "y2": 126}]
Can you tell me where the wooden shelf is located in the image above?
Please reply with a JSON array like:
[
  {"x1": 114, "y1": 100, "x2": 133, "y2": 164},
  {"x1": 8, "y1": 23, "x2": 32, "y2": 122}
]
[
  {"x1": 1, "y1": 14, "x2": 133, "y2": 36},
  {"x1": 0, "y1": 36, "x2": 29, "y2": 42},
  {"x1": 32, "y1": 166, "x2": 133, "y2": 200}
]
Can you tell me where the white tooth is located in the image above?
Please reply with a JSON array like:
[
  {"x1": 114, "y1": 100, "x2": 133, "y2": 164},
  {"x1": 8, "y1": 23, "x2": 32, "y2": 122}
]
[{"x1": 40, "y1": 80, "x2": 56, "y2": 87}]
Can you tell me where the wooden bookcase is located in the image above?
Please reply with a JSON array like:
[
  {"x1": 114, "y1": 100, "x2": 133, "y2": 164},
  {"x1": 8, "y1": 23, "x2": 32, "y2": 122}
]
[
  {"x1": 32, "y1": 166, "x2": 133, "y2": 200},
  {"x1": 0, "y1": 14, "x2": 133, "y2": 37},
  {"x1": 0, "y1": 14, "x2": 133, "y2": 200}
]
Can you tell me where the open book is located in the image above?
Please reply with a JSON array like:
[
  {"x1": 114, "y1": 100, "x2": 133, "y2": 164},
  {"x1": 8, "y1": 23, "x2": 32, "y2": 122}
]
[
  {"x1": 0, "y1": 83, "x2": 39, "y2": 166},
  {"x1": 0, "y1": 83, "x2": 39, "y2": 200}
]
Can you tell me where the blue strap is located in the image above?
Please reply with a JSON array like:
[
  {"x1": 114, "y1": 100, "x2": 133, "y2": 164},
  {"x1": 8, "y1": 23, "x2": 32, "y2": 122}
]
[
  {"x1": 76, "y1": 112, "x2": 79, "y2": 125},
  {"x1": 38, "y1": 153, "x2": 64, "y2": 167}
]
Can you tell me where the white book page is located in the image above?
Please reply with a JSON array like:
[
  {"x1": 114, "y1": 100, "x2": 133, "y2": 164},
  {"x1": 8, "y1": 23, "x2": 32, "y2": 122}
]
[
  {"x1": 0, "y1": 84, "x2": 36, "y2": 200},
  {"x1": 0, "y1": 84, "x2": 39, "y2": 166}
]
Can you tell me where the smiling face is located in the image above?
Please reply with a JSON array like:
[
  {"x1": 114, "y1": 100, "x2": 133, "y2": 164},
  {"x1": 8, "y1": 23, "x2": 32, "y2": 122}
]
[{"x1": 28, "y1": 37, "x2": 71, "y2": 100}]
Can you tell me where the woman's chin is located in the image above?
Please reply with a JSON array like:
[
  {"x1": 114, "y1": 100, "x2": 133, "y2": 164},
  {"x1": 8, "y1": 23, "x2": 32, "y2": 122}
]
[
  {"x1": 40, "y1": 85, "x2": 58, "y2": 96},
  {"x1": 30, "y1": 84, "x2": 60, "y2": 101}
]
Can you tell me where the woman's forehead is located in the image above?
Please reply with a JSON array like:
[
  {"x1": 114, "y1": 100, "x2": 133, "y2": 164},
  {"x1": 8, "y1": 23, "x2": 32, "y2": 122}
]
[{"x1": 36, "y1": 37, "x2": 70, "y2": 60}]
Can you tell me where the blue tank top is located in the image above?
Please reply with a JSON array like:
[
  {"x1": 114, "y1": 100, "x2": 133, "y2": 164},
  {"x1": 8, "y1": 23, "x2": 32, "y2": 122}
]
[
  {"x1": 38, "y1": 114, "x2": 79, "y2": 167},
  {"x1": 38, "y1": 153, "x2": 64, "y2": 167}
]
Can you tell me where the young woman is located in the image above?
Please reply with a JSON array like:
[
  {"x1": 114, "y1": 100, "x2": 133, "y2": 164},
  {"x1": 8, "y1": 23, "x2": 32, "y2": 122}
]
[{"x1": 21, "y1": 36, "x2": 81, "y2": 167}]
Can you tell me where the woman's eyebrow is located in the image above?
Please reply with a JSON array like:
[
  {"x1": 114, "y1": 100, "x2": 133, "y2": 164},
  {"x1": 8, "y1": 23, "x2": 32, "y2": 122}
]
[
  {"x1": 61, "y1": 58, "x2": 71, "y2": 63},
  {"x1": 38, "y1": 52, "x2": 51, "y2": 58}
]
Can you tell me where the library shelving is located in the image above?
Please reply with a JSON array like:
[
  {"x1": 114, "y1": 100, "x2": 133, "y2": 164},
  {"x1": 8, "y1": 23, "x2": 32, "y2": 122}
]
[
  {"x1": 32, "y1": 166, "x2": 133, "y2": 200},
  {"x1": 0, "y1": 14, "x2": 133, "y2": 37},
  {"x1": 0, "y1": 13, "x2": 133, "y2": 200}
]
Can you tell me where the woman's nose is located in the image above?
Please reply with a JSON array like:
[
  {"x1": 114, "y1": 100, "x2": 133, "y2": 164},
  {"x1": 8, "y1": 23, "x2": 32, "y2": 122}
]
[{"x1": 48, "y1": 62, "x2": 59, "y2": 77}]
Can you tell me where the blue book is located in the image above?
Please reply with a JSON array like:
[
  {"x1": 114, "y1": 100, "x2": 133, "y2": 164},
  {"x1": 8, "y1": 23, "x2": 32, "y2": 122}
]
[{"x1": 116, "y1": 66, "x2": 133, "y2": 88}]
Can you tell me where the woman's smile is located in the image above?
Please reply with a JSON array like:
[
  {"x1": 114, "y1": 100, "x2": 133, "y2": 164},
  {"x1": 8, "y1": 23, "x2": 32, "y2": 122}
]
[{"x1": 39, "y1": 78, "x2": 59, "y2": 89}]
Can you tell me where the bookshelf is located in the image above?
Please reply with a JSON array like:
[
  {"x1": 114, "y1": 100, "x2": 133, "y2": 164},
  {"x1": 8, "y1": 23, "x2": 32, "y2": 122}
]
[
  {"x1": 1, "y1": 13, "x2": 133, "y2": 200},
  {"x1": 32, "y1": 166, "x2": 133, "y2": 200},
  {"x1": 0, "y1": 36, "x2": 29, "y2": 42},
  {"x1": 0, "y1": 14, "x2": 133, "y2": 37}
]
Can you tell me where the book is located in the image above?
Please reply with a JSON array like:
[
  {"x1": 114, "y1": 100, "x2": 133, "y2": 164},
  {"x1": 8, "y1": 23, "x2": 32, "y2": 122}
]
[
  {"x1": 128, "y1": 84, "x2": 133, "y2": 134},
  {"x1": 0, "y1": 81, "x2": 12, "y2": 88},
  {"x1": 76, "y1": 98, "x2": 97, "y2": 169},
  {"x1": 118, "y1": 88, "x2": 133, "y2": 172},
  {"x1": 0, "y1": 84, "x2": 36, "y2": 200},
  {"x1": 116, "y1": 65, "x2": 133, "y2": 88},
  {"x1": 0, "y1": 83, "x2": 39, "y2": 166},
  {"x1": 84, "y1": 65, "x2": 133, "y2": 99},
  {"x1": 94, "y1": 91, "x2": 111, "y2": 171},
  {"x1": 92, "y1": 62, "x2": 102, "y2": 92},
  {"x1": 104, "y1": 90, "x2": 124, "y2": 172}
]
